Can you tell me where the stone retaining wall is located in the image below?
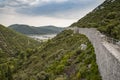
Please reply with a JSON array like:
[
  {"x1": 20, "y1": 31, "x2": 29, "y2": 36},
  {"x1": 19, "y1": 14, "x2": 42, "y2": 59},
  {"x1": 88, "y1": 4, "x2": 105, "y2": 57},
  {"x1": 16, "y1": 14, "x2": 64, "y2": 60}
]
[{"x1": 77, "y1": 28, "x2": 120, "y2": 80}]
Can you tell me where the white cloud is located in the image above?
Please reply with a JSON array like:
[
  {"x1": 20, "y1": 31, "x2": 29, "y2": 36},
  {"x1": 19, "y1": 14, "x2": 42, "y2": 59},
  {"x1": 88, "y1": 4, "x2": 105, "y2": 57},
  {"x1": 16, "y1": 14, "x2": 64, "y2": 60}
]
[
  {"x1": 41, "y1": 0, "x2": 68, "y2": 3},
  {"x1": 0, "y1": 0, "x2": 105, "y2": 9},
  {"x1": 0, "y1": 0, "x2": 105, "y2": 27},
  {"x1": 0, "y1": 12, "x2": 76, "y2": 27},
  {"x1": 1, "y1": 0, "x2": 68, "y2": 7},
  {"x1": 17, "y1": 0, "x2": 40, "y2": 6}
]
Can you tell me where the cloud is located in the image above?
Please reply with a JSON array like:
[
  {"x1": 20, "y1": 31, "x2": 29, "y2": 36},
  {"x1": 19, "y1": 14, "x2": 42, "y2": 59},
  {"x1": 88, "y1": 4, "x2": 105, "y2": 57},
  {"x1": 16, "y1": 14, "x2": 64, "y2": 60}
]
[
  {"x1": 0, "y1": 0, "x2": 105, "y2": 8},
  {"x1": 15, "y1": 0, "x2": 105, "y2": 19},
  {"x1": 0, "y1": 0, "x2": 69, "y2": 8},
  {"x1": 0, "y1": 12, "x2": 76, "y2": 27},
  {"x1": 0, "y1": 0, "x2": 105, "y2": 27}
]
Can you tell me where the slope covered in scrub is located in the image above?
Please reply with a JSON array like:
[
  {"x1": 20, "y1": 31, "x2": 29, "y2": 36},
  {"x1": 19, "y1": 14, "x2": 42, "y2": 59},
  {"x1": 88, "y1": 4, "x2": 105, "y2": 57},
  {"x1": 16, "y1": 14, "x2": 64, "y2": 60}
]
[
  {"x1": 0, "y1": 24, "x2": 41, "y2": 80},
  {"x1": 13, "y1": 30, "x2": 101, "y2": 80},
  {"x1": 9, "y1": 24, "x2": 64, "y2": 35},
  {"x1": 0, "y1": 24, "x2": 40, "y2": 55},
  {"x1": 71, "y1": 0, "x2": 120, "y2": 40},
  {"x1": 0, "y1": 24, "x2": 101, "y2": 80}
]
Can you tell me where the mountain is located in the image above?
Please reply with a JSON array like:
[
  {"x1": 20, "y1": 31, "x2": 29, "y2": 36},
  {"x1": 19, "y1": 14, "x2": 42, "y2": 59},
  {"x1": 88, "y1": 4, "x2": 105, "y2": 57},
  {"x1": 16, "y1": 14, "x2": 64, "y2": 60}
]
[
  {"x1": 70, "y1": 0, "x2": 120, "y2": 40},
  {"x1": 0, "y1": 24, "x2": 40, "y2": 55},
  {"x1": 8, "y1": 24, "x2": 64, "y2": 35},
  {"x1": 0, "y1": 24, "x2": 101, "y2": 80},
  {"x1": 13, "y1": 30, "x2": 101, "y2": 80},
  {"x1": 0, "y1": 24, "x2": 41, "y2": 80}
]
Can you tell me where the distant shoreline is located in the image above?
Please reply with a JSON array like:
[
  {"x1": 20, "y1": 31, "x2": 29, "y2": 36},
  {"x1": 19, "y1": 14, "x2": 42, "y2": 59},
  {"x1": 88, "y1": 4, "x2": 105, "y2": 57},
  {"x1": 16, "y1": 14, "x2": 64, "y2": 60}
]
[{"x1": 28, "y1": 34, "x2": 57, "y2": 41}]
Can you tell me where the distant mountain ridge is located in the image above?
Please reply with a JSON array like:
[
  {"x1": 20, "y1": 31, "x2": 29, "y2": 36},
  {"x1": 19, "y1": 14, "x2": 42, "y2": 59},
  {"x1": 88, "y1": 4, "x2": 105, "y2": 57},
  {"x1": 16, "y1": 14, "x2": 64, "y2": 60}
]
[
  {"x1": 9, "y1": 24, "x2": 64, "y2": 35},
  {"x1": 0, "y1": 24, "x2": 40, "y2": 57}
]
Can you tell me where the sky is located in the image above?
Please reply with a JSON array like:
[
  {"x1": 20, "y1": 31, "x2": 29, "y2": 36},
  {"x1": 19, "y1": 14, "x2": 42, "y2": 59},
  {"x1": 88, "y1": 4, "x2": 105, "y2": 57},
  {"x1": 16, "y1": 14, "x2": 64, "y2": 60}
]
[{"x1": 0, "y1": 0, "x2": 105, "y2": 27}]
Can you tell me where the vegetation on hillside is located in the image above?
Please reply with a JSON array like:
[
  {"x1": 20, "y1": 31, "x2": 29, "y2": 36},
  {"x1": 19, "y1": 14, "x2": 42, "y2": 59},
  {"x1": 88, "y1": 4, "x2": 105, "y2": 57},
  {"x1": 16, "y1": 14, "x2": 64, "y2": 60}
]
[
  {"x1": 70, "y1": 0, "x2": 120, "y2": 40},
  {"x1": 9, "y1": 24, "x2": 64, "y2": 35},
  {"x1": 0, "y1": 24, "x2": 40, "y2": 55},
  {"x1": 13, "y1": 30, "x2": 101, "y2": 80},
  {"x1": 0, "y1": 24, "x2": 41, "y2": 80},
  {"x1": 0, "y1": 24, "x2": 101, "y2": 80}
]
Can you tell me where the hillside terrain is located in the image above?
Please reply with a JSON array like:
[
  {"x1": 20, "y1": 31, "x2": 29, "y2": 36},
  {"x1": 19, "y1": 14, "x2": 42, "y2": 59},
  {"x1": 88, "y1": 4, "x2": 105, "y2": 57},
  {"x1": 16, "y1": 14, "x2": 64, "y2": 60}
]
[
  {"x1": 0, "y1": 24, "x2": 40, "y2": 55},
  {"x1": 0, "y1": 24, "x2": 41, "y2": 80},
  {"x1": 1, "y1": 0, "x2": 120, "y2": 80},
  {"x1": 13, "y1": 30, "x2": 101, "y2": 80},
  {"x1": 71, "y1": 0, "x2": 120, "y2": 40},
  {"x1": 0, "y1": 25, "x2": 101, "y2": 80},
  {"x1": 9, "y1": 24, "x2": 64, "y2": 35}
]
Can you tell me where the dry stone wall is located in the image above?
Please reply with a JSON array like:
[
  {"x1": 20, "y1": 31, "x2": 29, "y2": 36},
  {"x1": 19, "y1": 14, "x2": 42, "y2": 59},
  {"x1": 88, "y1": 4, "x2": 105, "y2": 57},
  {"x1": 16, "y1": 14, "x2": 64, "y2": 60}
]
[{"x1": 75, "y1": 28, "x2": 120, "y2": 80}]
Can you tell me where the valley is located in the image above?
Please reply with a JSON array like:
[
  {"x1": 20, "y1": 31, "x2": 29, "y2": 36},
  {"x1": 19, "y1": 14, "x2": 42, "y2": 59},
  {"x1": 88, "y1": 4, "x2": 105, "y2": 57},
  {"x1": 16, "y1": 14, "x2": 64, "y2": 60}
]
[
  {"x1": 0, "y1": 0, "x2": 120, "y2": 80},
  {"x1": 0, "y1": 25, "x2": 101, "y2": 80}
]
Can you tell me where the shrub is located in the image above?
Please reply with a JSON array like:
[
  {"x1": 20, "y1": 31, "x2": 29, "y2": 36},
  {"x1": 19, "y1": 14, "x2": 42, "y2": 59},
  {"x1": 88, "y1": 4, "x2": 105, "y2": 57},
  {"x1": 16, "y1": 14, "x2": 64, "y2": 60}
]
[
  {"x1": 36, "y1": 71, "x2": 49, "y2": 80},
  {"x1": 55, "y1": 65, "x2": 65, "y2": 74},
  {"x1": 106, "y1": 12, "x2": 117, "y2": 19}
]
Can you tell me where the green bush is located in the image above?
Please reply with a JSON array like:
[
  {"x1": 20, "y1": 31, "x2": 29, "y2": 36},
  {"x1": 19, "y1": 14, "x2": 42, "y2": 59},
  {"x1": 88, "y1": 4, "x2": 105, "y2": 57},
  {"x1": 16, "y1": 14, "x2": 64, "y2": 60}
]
[
  {"x1": 55, "y1": 65, "x2": 65, "y2": 74},
  {"x1": 106, "y1": 12, "x2": 117, "y2": 19},
  {"x1": 36, "y1": 71, "x2": 49, "y2": 80}
]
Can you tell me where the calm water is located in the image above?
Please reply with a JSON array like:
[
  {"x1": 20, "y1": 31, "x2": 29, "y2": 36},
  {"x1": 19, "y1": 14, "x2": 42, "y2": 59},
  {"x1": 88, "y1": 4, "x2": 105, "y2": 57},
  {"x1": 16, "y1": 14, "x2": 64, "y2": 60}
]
[{"x1": 28, "y1": 34, "x2": 57, "y2": 41}]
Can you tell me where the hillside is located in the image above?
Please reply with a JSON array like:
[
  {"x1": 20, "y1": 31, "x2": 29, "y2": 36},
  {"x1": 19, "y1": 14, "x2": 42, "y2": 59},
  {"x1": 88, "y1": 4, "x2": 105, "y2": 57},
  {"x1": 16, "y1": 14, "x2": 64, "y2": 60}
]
[
  {"x1": 0, "y1": 24, "x2": 41, "y2": 80},
  {"x1": 13, "y1": 30, "x2": 101, "y2": 80},
  {"x1": 70, "y1": 0, "x2": 120, "y2": 40},
  {"x1": 0, "y1": 24, "x2": 40, "y2": 55},
  {"x1": 9, "y1": 24, "x2": 64, "y2": 35},
  {"x1": 0, "y1": 25, "x2": 101, "y2": 80}
]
